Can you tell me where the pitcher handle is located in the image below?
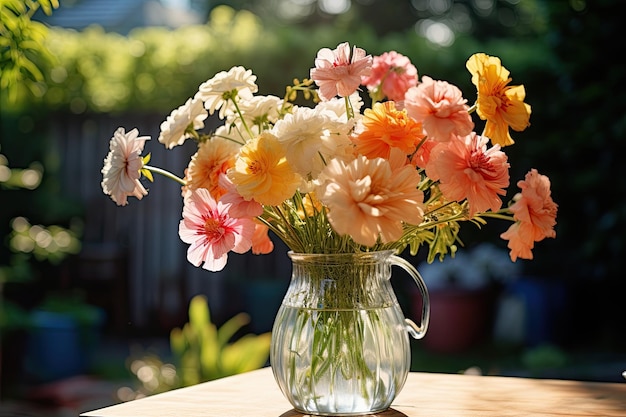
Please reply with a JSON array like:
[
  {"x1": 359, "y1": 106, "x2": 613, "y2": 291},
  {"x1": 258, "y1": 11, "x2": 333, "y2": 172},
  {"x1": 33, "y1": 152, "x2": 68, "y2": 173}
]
[{"x1": 390, "y1": 255, "x2": 430, "y2": 340}]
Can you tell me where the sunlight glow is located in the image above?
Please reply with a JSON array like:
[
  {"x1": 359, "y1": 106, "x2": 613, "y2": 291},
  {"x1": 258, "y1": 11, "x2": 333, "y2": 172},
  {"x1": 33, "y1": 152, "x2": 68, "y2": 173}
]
[{"x1": 417, "y1": 19, "x2": 455, "y2": 47}]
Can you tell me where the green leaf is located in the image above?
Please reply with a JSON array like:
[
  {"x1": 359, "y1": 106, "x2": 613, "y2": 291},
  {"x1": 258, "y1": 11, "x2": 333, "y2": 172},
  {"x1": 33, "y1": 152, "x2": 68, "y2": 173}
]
[{"x1": 216, "y1": 312, "x2": 250, "y2": 347}]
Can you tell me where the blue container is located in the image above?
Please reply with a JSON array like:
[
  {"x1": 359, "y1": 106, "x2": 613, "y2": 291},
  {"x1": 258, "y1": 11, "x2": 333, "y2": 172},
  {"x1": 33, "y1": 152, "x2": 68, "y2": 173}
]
[{"x1": 25, "y1": 308, "x2": 103, "y2": 382}]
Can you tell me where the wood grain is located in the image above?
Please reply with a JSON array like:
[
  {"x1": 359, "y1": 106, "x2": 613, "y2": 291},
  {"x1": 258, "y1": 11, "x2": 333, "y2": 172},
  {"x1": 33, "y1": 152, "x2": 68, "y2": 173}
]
[{"x1": 82, "y1": 367, "x2": 626, "y2": 417}]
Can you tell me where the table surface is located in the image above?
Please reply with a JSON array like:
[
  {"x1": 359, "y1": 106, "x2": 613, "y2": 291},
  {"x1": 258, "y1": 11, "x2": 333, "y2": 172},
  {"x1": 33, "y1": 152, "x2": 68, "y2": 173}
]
[{"x1": 82, "y1": 366, "x2": 626, "y2": 417}]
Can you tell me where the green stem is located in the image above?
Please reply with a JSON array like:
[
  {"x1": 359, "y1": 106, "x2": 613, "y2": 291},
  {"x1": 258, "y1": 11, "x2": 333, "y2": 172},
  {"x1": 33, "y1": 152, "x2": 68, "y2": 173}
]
[{"x1": 144, "y1": 165, "x2": 186, "y2": 186}]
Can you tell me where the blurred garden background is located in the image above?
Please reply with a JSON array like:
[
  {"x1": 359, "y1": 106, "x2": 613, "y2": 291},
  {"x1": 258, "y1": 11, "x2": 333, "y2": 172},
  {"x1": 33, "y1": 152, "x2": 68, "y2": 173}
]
[{"x1": 1, "y1": 0, "x2": 626, "y2": 414}]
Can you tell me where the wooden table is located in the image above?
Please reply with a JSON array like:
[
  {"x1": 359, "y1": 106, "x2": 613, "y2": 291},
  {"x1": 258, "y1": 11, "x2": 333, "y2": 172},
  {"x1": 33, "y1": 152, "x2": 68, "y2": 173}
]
[{"x1": 82, "y1": 367, "x2": 626, "y2": 416}]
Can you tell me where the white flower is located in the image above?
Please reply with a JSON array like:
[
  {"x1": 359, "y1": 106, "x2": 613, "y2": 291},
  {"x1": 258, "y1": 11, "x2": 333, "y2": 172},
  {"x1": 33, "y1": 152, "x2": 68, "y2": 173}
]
[
  {"x1": 316, "y1": 92, "x2": 364, "y2": 121},
  {"x1": 272, "y1": 106, "x2": 351, "y2": 180},
  {"x1": 158, "y1": 98, "x2": 208, "y2": 149},
  {"x1": 418, "y1": 243, "x2": 520, "y2": 290},
  {"x1": 195, "y1": 66, "x2": 258, "y2": 119},
  {"x1": 237, "y1": 95, "x2": 283, "y2": 126},
  {"x1": 101, "y1": 128, "x2": 150, "y2": 206}
]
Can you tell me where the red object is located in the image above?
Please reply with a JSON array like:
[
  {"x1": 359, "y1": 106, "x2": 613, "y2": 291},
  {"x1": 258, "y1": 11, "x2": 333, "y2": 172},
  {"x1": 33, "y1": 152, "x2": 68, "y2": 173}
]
[{"x1": 412, "y1": 287, "x2": 493, "y2": 353}]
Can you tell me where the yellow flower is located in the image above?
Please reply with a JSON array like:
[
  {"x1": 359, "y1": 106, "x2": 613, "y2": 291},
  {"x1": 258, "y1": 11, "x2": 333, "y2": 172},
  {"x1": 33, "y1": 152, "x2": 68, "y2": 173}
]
[
  {"x1": 466, "y1": 53, "x2": 531, "y2": 147},
  {"x1": 228, "y1": 132, "x2": 301, "y2": 206}
]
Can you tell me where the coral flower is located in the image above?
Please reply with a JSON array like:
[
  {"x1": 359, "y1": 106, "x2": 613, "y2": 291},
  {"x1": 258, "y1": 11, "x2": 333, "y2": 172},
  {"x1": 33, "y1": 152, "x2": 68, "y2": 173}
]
[
  {"x1": 158, "y1": 98, "x2": 208, "y2": 149},
  {"x1": 184, "y1": 135, "x2": 240, "y2": 200},
  {"x1": 178, "y1": 188, "x2": 255, "y2": 272},
  {"x1": 466, "y1": 53, "x2": 531, "y2": 147},
  {"x1": 410, "y1": 138, "x2": 437, "y2": 169},
  {"x1": 353, "y1": 101, "x2": 425, "y2": 159},
  {"x1": 426, "y1": 132, "x2": 509, "y2": 217},
  {"x1": 101, "y1": 127, "x2": 150, "y2": 206},
  {"x1": 310, "y1": 42, "x2": 372, "y2": 101},
  {"x1": 227, "y1": 132, "x2": 301, "y2": 206},
  {"x1": 501, "y1": 169, "x2": 557, "y2": 261},
  {"x1": 251, "y1": 221, "x2": 274, "y2": 255},
  {"x1": 317, "y1": 149, "x2": 424, "y2": 247},
  {"x1": 362, "y1": 51, "x2": 418, "y2": 102},
  {"x1": 404, "y1": 76, "x2": 474, "y2": 142}
]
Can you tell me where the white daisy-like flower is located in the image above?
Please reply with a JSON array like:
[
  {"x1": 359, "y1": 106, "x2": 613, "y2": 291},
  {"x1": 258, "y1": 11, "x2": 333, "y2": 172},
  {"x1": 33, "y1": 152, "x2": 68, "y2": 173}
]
[
  {"x1": 101, "y1": 128, "x2": 150, "y2": 206},
  {"x1": 158, "y1": 98, "x2": 208, "y2": 149},
  {"x1": 195, "y1": 66, "x2": 258, "y2": 119},
  {"x1": 238, "y1": 95, "x2": 283, "y2": 127}
]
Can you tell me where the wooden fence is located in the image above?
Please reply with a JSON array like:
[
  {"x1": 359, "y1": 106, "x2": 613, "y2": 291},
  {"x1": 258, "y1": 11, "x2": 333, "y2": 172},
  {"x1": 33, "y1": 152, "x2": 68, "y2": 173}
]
[{"x1": 49, "y1": 111, "x2": 291, "y2": 332}]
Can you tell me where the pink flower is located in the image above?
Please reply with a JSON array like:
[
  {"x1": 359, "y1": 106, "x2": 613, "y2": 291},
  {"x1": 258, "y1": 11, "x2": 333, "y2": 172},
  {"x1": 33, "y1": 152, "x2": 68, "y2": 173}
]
[
  {"x1": 404, "y1": 76, "x2": 474, "y2": 142},
  {"x1": 101, "y1": 128, "x2": 150, "y2": 206},
  {"x1": 310, "y1": 42, "x2": 372, "y2": 101},
  {"x1": 218, "y1": 174, "x2": 264, "y2": 218},
  {"x1": 317, "y1": 149, "x2": 424, "y2": 247},
  {"x1": 426, "y1": 132, "x2": 509, "y2": 217},
  {"x1": 178, "y1": 188, "x2": 255, "y2": 272},
  {"x1": 501, "y1": 169, "x2": 558, "y2": 261},
  {"x1": 362, "y1": 51, "x2": 418, "y2": 102}
]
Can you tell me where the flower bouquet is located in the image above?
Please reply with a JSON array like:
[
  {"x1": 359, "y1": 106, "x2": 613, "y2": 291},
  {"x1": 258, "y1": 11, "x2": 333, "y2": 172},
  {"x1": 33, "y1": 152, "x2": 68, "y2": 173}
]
[
  {"x1": 101, "y1": 42, "x2": 557, "y2": 414},
  {"x1": 102, "y1": 42, "x2": 556, "y2": 267}
]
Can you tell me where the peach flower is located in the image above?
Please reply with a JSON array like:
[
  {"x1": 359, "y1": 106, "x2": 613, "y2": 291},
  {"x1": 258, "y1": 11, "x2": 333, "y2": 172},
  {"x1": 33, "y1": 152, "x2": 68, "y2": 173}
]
[
  {"x1": 317, "y1": 149, "x2": 424, "y2": 247},
  {"x1": 426, "y1": 132, "x2": 509, "y2": 217},
  {"x1": 310, "y1": 42, "x2": 372, "y2": 101},
  {"x1": 361, "y1": 51, "x2": 418, "y2": 102},
  {"x1": 404, "y1": 76, "x2": 474, "y2": 142},
  {"x1": 466, "y1": 53, "x2": 531, "y2": 147},
  {"x1": 353, "y1": 101, "x2": 425, "y2": 159},
  {"x1": 184, "y1": 135, "x2": 240, "y2": 201},
  {"x1": 500, "y1": 169, "x2": 558, "y2": 261}
]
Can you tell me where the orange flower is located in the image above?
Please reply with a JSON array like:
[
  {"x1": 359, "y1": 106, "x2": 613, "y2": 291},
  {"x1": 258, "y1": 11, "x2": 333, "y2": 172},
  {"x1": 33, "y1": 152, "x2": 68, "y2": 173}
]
[
  {"x1": 353, "y1": 101, "x2": 425, "y2": 159},
  {"x1": 500, "y1": 169, "x2": 558, "y2": 261},
  {"x1": 227, "y1": 132, "x2": 301, "y2": 206},
  {"x1": 426, "y1": 132, "x2": 509, "y2": 217},
  {"x1": 184, "y1": 136, "x2": 240, "y2": 200},
  {"x1": 466, "y1": 53, "x2": 531, "y2": 147},
  {"x1": 317, "y1": 149, "x2": 424, "y2": 247}
]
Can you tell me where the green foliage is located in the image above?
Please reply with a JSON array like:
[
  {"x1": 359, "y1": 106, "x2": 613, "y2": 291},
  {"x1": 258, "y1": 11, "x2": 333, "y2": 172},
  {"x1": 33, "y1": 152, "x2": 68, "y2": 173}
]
[
  {"x1": 170, "y1": 295, "x2": 271, "y2": 385},
  {"x1": 125, "y1": 295, "x2": 270, "y2": 398},
  {"x1": 4, "y1": 0, "x2": 624, "y2": 289},
  {"x1": 0, "y1": 0, "x2": 59, "y2": 103}
]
